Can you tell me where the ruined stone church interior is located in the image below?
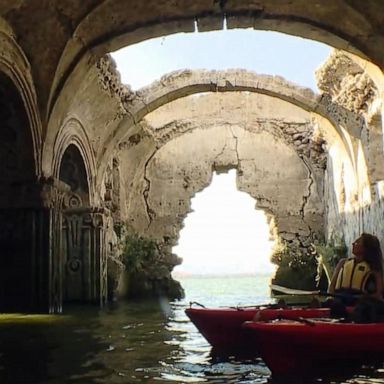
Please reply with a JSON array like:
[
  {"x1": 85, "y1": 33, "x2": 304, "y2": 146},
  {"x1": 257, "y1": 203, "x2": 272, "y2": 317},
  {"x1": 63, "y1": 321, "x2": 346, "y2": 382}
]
[{"x1": 0, "y1": 1, "x2": 383, "y2": 314}]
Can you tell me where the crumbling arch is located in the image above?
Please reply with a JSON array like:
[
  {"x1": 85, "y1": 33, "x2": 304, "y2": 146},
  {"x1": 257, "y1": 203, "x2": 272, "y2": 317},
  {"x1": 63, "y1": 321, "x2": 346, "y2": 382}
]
[
  {"x1": 139, "y1": 91, "x2": 327, "y2": 184},
  {"x1": 108, "y1": 68, "x2": 361, "y2": 144},
  {"x1": 120, "y1": 117, "x2": 324, "y2": 268},
  {"x1": 48, "y1": 1, "x2": 384, "y2": 116},
  {"x1": 97, "y1": 68, "x2": 360, "y2": 190}
]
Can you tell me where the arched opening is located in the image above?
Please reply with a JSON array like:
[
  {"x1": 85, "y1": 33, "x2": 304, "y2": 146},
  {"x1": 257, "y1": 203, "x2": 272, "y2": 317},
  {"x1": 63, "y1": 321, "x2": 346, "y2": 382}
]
[
  {"x1": 59, "y1": 144, "x2": 90, "y2": 206},
  {"x1": 47, "y1": 1, "x2": 384, "y2": 113},
  {"x1": 0, "y1": 71, "x2": 37, "y2": 311},
  {"x1": 101, "y1": 29, "x2": 353, "y2": 175},
  {"x1": 112, "y1": 30, "x2": 331, "y2": 92},
  {"x1": 108, "y1": 29, "x2": 339, "y2": 299},
  {"x1": 173, "y1": 170, "x2": 276, "y2": 303},
  {"x1": 59, "y1": 144, "x2": 91, "y2": 303}
]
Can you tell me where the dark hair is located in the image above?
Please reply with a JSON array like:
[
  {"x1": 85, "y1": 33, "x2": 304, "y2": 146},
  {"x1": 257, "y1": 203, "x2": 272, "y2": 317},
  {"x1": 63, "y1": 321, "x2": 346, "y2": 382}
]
[{"x1": 361, "y1": 233, "x2": 383, "y2": 272}]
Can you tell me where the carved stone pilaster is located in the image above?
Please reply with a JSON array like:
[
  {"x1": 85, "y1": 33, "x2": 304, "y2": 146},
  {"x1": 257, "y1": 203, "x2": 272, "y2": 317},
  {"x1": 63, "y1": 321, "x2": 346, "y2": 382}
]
[
  {"x1": 62, "y1": 202, "x2": 108, "y2": 306},
  {"x1": 0, "y1": 177, "x2": 68, "y2": 313},
  {"x1": 41, "y1": 177, "x2": 68, "y2": 313}
]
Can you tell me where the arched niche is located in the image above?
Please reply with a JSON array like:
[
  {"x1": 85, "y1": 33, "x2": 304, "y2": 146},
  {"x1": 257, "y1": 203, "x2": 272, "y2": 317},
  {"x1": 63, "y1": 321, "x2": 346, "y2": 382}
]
[
  {"x1": 58, "y1": 143, "x2": 107, "y2": 306},
  {"x1": 0, "y1": 71, "x2": 38, "y2": 311},
  {"x1": 59, "y1": 144, "x2": 91, "y2": 303},
  {"x1": 59, "y1": 143, "x2": 90, "y2": 206}
]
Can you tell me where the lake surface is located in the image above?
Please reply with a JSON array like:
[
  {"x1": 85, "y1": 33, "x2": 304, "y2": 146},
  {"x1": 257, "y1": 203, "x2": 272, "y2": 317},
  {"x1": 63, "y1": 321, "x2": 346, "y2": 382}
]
[{"x1": 1, "y1": 274, "x2": 384, "y2": 383}]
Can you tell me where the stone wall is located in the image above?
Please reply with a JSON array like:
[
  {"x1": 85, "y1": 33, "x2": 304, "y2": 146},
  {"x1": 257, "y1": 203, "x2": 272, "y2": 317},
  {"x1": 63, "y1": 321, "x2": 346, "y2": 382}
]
[
  {"x1": 40, "y1": 53, "x2": 384, "y2": 302},
  {"x1": 2, "y1": 1, "x2": 384, "y2": 122},
  {"x1": 118, "y1": 92, "x2": 326, "y2": 268},
  {"x1": 0, "y1": 3, "x2": 384, "y2": 310},
  {"x1": 317, "y1": 50, "x2": 384, "y2": 251}
]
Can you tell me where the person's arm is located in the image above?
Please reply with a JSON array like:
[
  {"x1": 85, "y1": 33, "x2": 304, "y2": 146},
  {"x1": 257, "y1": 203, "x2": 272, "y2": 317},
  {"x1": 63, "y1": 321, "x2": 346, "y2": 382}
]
[{"x1": 328, "y1": 258, "x2": 347, "y2": 294}]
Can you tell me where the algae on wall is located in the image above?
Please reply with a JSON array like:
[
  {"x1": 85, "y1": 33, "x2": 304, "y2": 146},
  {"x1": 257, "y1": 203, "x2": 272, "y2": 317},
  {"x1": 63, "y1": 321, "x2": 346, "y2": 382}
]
[
  {"x1": 270, "y1": 239, "x2": 319, "y2": 291},
  {"x1": 118, "y1": 227, "x2": 184, "y2": 300}
]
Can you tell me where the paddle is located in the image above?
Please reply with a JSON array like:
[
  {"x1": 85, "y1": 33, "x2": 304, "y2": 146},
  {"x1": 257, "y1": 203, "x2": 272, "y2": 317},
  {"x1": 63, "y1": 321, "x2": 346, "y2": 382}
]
[
  {"x1": 270, "y1": 283, "x2": 360, "y2": 301},
  {"x1": 270, "y1": 284, "x2": 328, "y2": 296}
]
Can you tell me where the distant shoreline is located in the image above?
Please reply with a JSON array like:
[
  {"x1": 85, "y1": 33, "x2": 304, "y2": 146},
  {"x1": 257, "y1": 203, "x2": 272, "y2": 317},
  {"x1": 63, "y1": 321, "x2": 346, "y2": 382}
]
[{"x1": 172, "y1": 272, "x2": 273, "y2": 278}]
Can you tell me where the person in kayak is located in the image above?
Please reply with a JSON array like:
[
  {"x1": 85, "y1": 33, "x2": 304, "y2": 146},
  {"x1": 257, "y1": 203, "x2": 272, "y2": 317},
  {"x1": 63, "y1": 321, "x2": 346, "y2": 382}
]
[
  {"x1": 328, "y1": 233, "x2": 383, "y2": 302},
  {"x1": 327, "y1": 233, "x2": 384, "y2": 322}
]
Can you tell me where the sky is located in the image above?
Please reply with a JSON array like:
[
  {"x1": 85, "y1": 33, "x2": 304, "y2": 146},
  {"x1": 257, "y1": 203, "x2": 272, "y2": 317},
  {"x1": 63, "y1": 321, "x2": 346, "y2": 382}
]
[
  {"x1": 172, "y1": 170, "x2": 276, "y2": 276},
  {"x1": 111, "y1": 29, "x2": 331, "y2": 276},
  {"x1": 112, "y1": 29, "x2": 331, "y2": 91}
]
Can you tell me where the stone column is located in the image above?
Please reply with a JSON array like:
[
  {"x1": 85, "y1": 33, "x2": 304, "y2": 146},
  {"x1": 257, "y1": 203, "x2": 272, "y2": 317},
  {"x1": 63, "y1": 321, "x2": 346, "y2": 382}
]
[
  {"x1": 41, "y1": 177, "x2": 69, "y2": 313},
  {"x1": 0, "y1": 177, "x2": 68, "y2": 313}
]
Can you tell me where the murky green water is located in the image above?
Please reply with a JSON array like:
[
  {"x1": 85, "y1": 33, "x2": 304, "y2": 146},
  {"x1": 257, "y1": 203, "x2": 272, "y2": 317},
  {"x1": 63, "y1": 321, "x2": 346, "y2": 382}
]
[{"x1": 1, "y1": 275, "x2": 384, "y2": 383}]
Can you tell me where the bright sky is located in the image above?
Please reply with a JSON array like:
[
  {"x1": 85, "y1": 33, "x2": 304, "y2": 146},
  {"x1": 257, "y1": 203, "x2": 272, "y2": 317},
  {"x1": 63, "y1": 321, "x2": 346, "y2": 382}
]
[
  {"x1": 111, "y1": 29, "x2": 331, "y2": 276},
  {"x1": 172, "y1": 170, "x2": 276, "y2": 276},
  {"x1": 112, "y1": 29, "x2": 331, "y2": 92}
]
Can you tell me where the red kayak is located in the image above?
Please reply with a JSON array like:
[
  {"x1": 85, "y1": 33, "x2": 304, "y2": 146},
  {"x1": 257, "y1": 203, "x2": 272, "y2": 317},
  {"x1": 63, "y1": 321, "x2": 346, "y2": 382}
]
[
  {"x1": 185, "y1": 305, "x2": 334, "y2": 351},
  {"x1": 243, "y1": 318, "x2": 384, "y2": 376}
]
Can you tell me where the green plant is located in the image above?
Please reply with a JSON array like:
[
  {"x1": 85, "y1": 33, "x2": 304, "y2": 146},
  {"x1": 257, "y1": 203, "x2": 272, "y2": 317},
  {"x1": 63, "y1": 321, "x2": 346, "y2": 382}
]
[
  {"x1": 122, "y1": 232, "x2": 159, "y2": 275},
  {"x1": 313, "y1": 238, "x2": 347, "y2": 286},
  {"x1": 119, "y1": 229, "x2": 184, "y2": 300},
  {"x1": 270, "y1": 238, "x2": 318, "y2": 290}
]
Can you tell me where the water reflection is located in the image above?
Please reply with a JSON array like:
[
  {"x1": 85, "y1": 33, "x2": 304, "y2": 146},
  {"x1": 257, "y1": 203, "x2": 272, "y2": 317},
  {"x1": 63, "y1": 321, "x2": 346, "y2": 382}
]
[
  {"x1": 0, "y1": 300, "x2": 384, "y2": 383},
  {"x1": 0, "y1": 310, "x2": 109, "y2": 383}
]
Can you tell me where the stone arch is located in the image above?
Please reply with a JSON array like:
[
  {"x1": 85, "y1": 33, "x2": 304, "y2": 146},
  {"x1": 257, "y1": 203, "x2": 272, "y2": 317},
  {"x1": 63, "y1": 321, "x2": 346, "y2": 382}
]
[
  {"x1": 141, "y1": 91, "x2": 327, "y2": 173},
  {"x1": 317, "y1": 50, "x2": 384, "y2": 185},
  {"x1": 54, "y1": 122, "x2": 108, "y2": 306},
  {"x1": 52, "y1": 118, "x2": 96, "y2": 206},
  {"x1": 119, "y1": 118, "x2": 324, "y2": 270},
  {"x1": 48, "y1": 1, "x2": 384, "y2": 115},
  {"x1": 0, "y1": 70, "x2": 39, "y2": 311},
  {"x1": 0, "y1": 27, "x2": 42, "y2": 175},
  {"x1": 96, "y1": 67, "x2": 360, "y2": 190}
]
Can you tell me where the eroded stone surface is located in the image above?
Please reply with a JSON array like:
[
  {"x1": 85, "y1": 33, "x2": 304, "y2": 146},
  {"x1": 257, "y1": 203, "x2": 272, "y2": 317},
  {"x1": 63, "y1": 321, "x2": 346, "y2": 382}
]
[
  {"x1": 0, "y1": 4, "x2": 384, "y2": 309},
  {"x1": 316, "y1": 50, "x2": 384, "y2": 251},
  {"x1": 117, "y1": 92, "x2": 325, "y2": 267}
]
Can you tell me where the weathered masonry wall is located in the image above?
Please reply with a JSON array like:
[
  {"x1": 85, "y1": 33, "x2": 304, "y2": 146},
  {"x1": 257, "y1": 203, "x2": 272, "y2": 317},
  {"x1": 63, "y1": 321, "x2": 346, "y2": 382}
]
[
  {"x1": 317, "y1": 51, "x2": 384, "y2": 250},
  {"x1": 117, "y1": 92, "x2": 326, "y2": 266},
  {"x1": 0, "y1": 2, "x2": 383, "y2": 311},
  {"x1": 48, "y1": 57, "x2": 383, "y2": 286},
  {"x1": 2, "y1": 1, "x2": 384, "y2": 122}
]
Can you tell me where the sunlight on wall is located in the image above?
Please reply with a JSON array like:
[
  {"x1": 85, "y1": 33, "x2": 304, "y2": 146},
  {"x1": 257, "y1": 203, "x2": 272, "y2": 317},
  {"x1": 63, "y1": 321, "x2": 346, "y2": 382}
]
[{"x1": 172, "y1": 170, "x2": 276, "y2": 276}]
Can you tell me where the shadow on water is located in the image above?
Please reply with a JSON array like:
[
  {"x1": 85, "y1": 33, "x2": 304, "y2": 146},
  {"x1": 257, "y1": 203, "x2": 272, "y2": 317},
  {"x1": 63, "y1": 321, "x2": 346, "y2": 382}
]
[
  {"x1": 1, "y1": 297, "x2": 384, "y2": 384},
  {"x1": 0, "y1": 300, "x2": 182, "y2": 384},
  {"x1": 0, "y1": 307, "x2": 110, "y2": 384}
]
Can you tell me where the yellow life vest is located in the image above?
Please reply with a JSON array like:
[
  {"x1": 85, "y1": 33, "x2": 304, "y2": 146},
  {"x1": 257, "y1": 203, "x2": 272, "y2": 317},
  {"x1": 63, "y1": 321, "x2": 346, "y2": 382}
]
[{"x1": 335, "y1": 258, "x2": 372, "y2": 293}]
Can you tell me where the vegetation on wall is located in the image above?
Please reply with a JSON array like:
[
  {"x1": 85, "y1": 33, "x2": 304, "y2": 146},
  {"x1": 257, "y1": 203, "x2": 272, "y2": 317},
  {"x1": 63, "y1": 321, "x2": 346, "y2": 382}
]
[
  {"x1": 119, "y1": 228, "x2": 184, "y2": 300},
  {"x1": 270, "y1": 236, "x2": 348, "y2": 292},
  {"x1": 314, "y1": 237, "x2": 348, "y2": 287},
  {"x1": 271, "y1": 239, "x2": 319, "y2": 291}
]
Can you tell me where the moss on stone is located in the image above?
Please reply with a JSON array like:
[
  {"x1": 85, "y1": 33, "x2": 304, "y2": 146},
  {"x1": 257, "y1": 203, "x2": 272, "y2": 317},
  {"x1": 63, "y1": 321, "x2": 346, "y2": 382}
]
[{"x1": 119, "y1": 230, "x2": 184, "y2": 300}]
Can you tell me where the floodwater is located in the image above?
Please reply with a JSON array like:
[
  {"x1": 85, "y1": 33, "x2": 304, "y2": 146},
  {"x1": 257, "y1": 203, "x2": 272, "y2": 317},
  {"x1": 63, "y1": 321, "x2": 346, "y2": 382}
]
[{"x1": 1, "y1": 275, "x2": 384, "y2": 383}]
